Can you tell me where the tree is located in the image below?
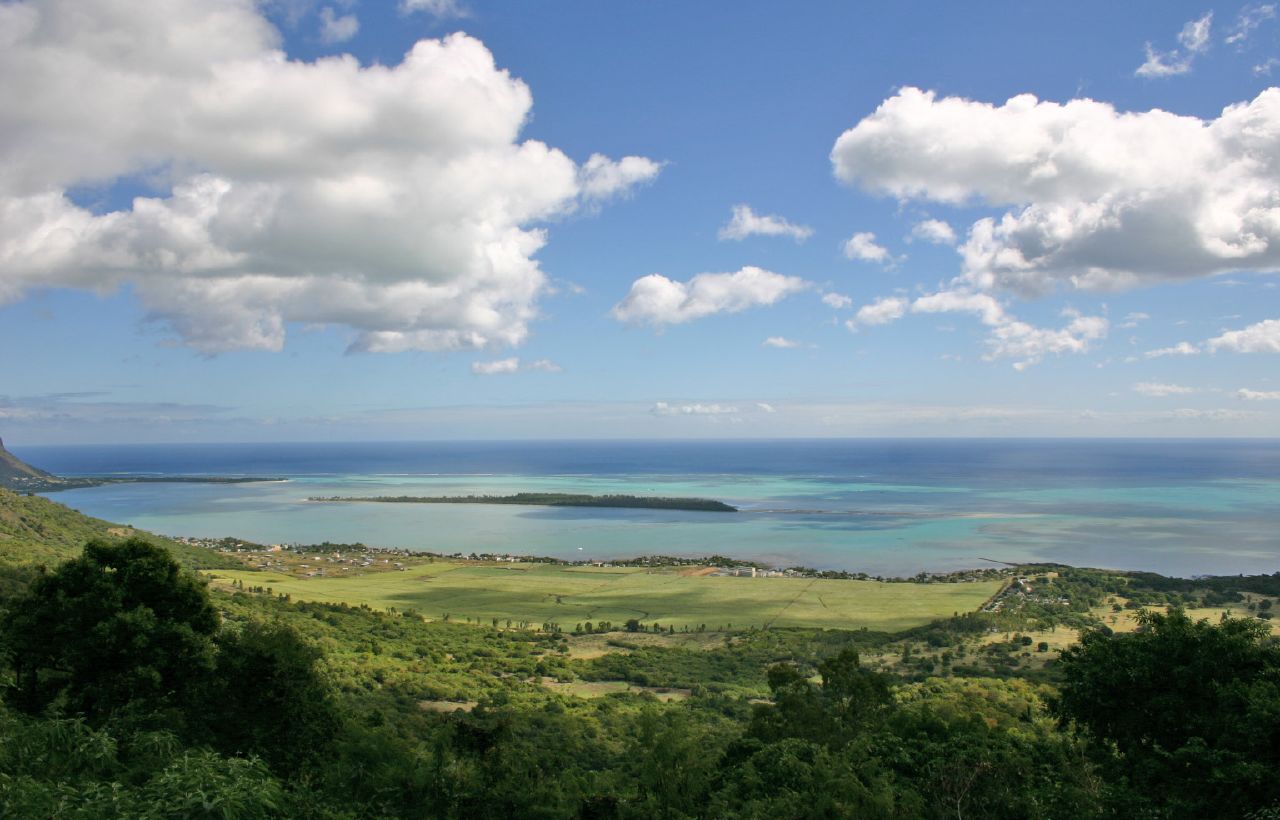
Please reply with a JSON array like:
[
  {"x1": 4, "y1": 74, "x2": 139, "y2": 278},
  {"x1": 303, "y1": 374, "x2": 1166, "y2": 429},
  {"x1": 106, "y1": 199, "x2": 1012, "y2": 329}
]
[
  {"x1": 2, "y1": 538, "x2": 218, "y2": 725},
  {"x1": 204, "y1": 620, "x2": 340, "y2": 776},
  {"x1": 1054, "y1": 609, "x2": 1280, "y2": 817},
  {"x1": 747, "y1": 649, "x2": 891, "y2": 748}
]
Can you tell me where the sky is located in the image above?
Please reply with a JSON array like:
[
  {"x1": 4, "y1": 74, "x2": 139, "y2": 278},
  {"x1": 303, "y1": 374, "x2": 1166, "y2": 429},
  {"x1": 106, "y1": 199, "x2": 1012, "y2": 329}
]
[{"x1": 1, "y1": 0, "x2": 1279, "y2": 444}]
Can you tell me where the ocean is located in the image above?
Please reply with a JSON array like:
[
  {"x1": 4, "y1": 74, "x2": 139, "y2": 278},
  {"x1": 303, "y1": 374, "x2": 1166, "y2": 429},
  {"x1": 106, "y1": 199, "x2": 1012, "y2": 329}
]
[{"x1": 17, "y1": 439, "x2": 1280, "y2": 577}]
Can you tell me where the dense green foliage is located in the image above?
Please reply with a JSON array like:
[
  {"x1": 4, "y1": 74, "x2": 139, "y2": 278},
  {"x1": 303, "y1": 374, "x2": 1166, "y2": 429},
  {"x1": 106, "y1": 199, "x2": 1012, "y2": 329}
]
[
  {"x1": 0, "y1": 539, "x2": 339, "y2": 810},
  {"x1": 0, "y1": 494, "x2": 1278, "y2": 817},
  {"x1": 204, "y1": 620, "x2": 341, "y2": 776},
  {"x1": 3, "y1": 542, "x2": 1276, "y2": 817},
  {"x1": 1056, "y1": 609, "x2": 1280, "y2": 817},
  {"x1": 4, "y1": 539, "x2": 220, "y2": 724},
  {"x1": 310, "y1": 492, "x2": 739, "y2": 512},
  {"x1": 0, "y1": 713, "x2": 286, "y2": 818}
]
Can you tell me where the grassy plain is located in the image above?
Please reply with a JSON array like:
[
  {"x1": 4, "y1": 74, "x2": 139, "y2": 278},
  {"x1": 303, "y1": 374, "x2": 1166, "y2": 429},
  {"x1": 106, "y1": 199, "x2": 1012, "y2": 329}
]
[{"x1": 207, "y1": 561, "x2": 1002, "y2": 631}]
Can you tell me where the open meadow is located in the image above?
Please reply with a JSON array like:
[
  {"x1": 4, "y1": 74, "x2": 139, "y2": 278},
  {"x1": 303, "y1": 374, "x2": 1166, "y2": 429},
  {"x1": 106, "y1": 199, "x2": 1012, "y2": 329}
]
[{"x1": 207, "y1": 561, "x2": 1003, "y2": 631}]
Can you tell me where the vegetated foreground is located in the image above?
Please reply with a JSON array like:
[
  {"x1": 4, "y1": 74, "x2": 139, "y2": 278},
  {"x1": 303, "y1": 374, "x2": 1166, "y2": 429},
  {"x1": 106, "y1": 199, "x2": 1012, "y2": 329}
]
[
  {"x1": 308, "y1": 492, "x2": 738, "y2": 512},
  {"x1": 207, "y1": 561, "x2": 1001, "y2": 631},
  {"x1": 4, "y1": 485, "x2": 1280, "y2": 818}
]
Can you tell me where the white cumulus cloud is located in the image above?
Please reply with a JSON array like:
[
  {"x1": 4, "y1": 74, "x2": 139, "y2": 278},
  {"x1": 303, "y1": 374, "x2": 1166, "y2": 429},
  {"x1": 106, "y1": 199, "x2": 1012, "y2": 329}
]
[
  {"x1": 578, "y1": 154, "x2": 663, "y2": 202},
  {"x1": 847, "y1": 286, "x2": 1108, "y2": 368},
  {"x1": 651, "y1": 402, "x2": 738, "y2": 416},
  {"x1": 910, "y1": 218, "x2": 956, "y2": 245},
  {"x1": 1136, "y1": 12, "x2": 1213, "y2": 77},
  {"x1": 907, "y1": 289, "x2": 1106, "y2": 369},
  {"x1": 0, "y1": 2, "x2": 660, "y2": 353},
  {"x1": 470, "y1": 357, "x2": 561, "y2": 374},
  {"x1": 400, "y1": 0, "x2": 466, "y2": 18},
  {"x1": 718, "y1": 204, "x2": 813, "y2": 242},
  {"x1": 763, "y1": 336, "x2": 801, "y2": 348},
  {"x1": 822, "y1": 292, "x2": 853, "y2": 309},
  {"x1": 318, "y1": 7, "x2": 358, "y2": 44},
  {"x1": 849, "y1": 297, "x2": 908, "y2": 327},
  {"x1": 843, "y1": 231, "x2": 892, "y2": 264},
  {"x1": 612, "y1": 266, "x2": 808, "y2": 327},
  {"x1": 831, "y1": 86, "x2": 1280, "y2": 298},
  {"x1": 1227, "y1": 4, "x2": 1275, "y2": 46},
  {"x1": 1207, "y1": 318, "x2": 1280, "y2": 352},
  {"x1": 1145, "y1": 342, "x2": 1201, "y2": 358},
  {"x1": 1238, "y1": 387, "x2": 1280, "y2": 399},
  {"x1": 983, "y1": 310, "x2": 1109, "y2": 371},
  {"x1": 1133, "y1": 381, "x2": 1197, "y2": 397},
  {"x1": 911, "y1": 290, "x2": 1007, "y2": 327},
  {"x1": 472, "y1": 357, "x2": 520, "y2": 375},
  {"x1": 1159, "y1": 408, "x2": 1258, "y2": 421}
]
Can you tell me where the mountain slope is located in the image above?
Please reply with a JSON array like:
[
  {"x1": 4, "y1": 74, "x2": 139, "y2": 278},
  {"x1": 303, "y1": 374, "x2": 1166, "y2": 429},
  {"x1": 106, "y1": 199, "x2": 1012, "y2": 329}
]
[
  {"x1": 0, "y1": 436, "x2": 55, "y2": 484},
  {"x1": 0, "y1": 487, "x2": 241, "y2": 574},
  {"x1": 0, "y1": 437, "x2": 106, "y2": 492}
]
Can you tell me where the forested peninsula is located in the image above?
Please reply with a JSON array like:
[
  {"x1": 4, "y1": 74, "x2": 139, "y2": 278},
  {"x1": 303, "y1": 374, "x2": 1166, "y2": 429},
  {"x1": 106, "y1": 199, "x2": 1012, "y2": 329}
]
[{"x1": 308, "y1": 491, "x2": 738, "y2": 512}]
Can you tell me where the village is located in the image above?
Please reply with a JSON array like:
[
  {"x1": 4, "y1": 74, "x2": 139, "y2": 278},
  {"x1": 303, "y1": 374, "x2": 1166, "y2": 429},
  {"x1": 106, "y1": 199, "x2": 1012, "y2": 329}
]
[{"x1": 168, "y1": 533, "x2": 1025, "y2": 587}]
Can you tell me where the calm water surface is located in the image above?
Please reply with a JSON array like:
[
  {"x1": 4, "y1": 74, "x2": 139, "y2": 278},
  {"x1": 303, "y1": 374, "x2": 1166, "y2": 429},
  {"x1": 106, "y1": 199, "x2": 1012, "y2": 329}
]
[{"x1": 18, "y1": 439, "x2": 1280, "y2": 577}]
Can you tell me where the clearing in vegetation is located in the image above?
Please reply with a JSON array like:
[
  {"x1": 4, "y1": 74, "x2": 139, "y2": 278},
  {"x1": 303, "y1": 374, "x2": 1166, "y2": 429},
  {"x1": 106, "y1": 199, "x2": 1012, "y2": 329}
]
[{"x1": 207, "y1": 560, "x2": 1001, "y2": 631}]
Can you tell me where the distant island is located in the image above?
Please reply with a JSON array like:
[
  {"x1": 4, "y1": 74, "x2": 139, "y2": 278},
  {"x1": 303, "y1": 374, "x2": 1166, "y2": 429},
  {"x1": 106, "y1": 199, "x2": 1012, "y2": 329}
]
[
  {"x1": 308, "y1": 492, "x2": 738, "y2": 512},
  {"x1": 0, "y1": 437, "x2": 284, "y2": 493}
]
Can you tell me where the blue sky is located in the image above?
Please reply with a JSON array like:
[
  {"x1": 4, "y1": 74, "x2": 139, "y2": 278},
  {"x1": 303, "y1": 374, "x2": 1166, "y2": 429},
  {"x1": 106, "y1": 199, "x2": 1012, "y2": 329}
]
[{"x1": 1, "y1": 0, "x2": 1278, "y2": 443}]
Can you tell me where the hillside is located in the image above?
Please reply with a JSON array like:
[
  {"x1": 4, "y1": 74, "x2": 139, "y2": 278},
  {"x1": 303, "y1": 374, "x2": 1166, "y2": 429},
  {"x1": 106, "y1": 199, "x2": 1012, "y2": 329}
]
[
  {"x1": 0, "y1": 436, "x2": 53, "y2": 485},
  {"x1": 0, "y1": 487, "x2": 241, "y2": 575},
  {"x1": 0, "y1": 437, "x2": 106, "y2": 492},
  {"x1": 0, "y1": 438, "x2": 286, "y2": 493}
]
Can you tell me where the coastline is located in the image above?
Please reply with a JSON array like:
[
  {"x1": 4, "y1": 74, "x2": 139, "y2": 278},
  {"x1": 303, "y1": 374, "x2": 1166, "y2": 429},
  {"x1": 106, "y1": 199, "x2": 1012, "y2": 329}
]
[{"x1": 16, "y1": 438, "x2": 1280, "y2": 578}]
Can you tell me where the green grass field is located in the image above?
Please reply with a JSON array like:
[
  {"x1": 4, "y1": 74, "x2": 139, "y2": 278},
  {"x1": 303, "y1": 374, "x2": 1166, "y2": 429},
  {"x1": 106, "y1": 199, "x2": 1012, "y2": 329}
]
[{"x1": 208, "y1": 562, "x2": 1002, "y2": 631}]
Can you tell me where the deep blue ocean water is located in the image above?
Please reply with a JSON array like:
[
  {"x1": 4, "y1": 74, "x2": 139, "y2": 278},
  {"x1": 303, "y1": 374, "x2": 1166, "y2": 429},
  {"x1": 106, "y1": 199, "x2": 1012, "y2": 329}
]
[{"x1": 16, "y1": 439, "x2": 1280, "y2": 577}]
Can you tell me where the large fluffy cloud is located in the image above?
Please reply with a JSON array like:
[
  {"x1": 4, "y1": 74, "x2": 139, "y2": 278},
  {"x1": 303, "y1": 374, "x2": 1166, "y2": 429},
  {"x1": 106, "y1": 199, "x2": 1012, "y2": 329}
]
[
  {"x1": 831, "y1": 86, "x2": 1280, "y2": 297},
  {"x1": 612, "y1": 266, "x2": 808, "y2": 326},
  {"x1": 0, "y1": 0, "x2": 660, "y2": 352}
]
